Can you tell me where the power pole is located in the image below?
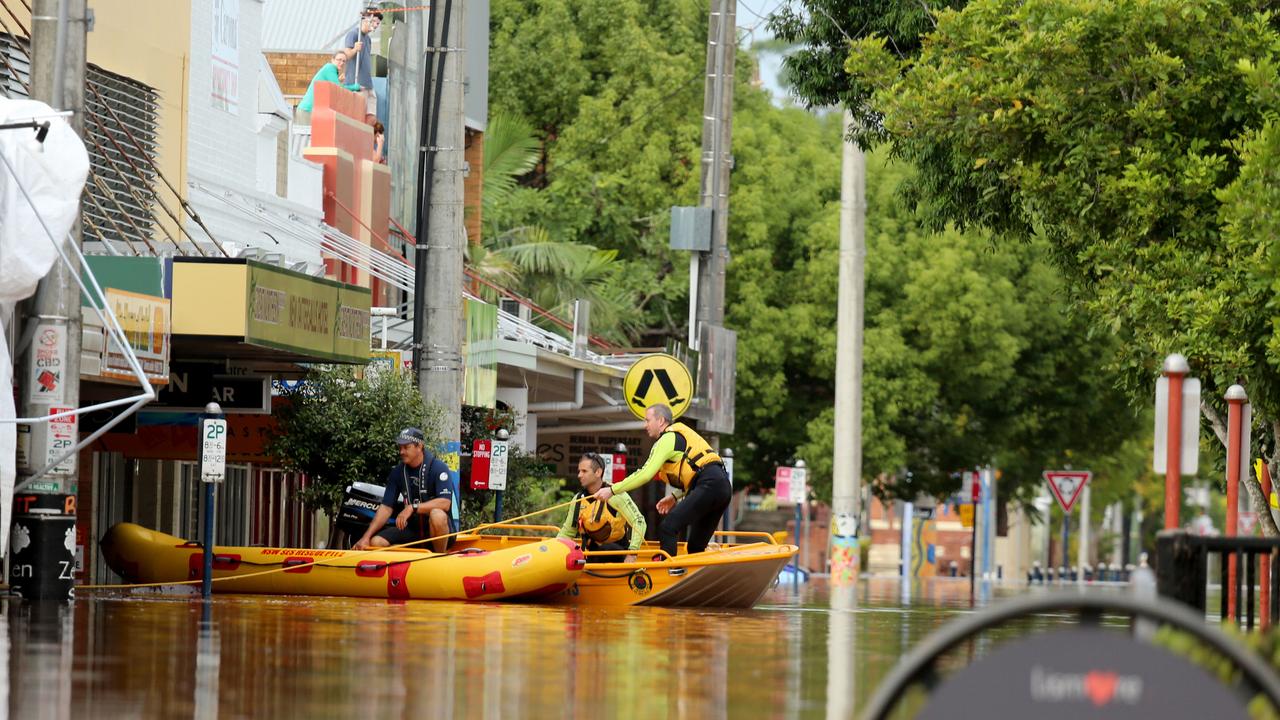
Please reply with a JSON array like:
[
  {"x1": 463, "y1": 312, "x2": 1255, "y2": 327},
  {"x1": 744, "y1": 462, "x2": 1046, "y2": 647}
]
[
  {"x1": 693, "y1": 0, "x2": 735, "y2": 347},
  {"x1": 830, "y1": 110, "x2": 866, "y2": 574},
  {"x1": 414, "y1": 0, "x2": 464, "y2": 448},
  {"x1": 13, "y1": 0, "x2": 88, "y2": 601}
]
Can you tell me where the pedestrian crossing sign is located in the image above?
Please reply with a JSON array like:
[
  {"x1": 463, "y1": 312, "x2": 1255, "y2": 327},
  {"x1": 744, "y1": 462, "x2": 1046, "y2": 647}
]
[{"x1": 623, "y1": 353, "x2": 693, "y2": 420}]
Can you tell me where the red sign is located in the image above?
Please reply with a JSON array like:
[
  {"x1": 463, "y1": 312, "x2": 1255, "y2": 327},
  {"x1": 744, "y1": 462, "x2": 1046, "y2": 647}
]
[
  {"x1": 1043, "y1": 470, "x2": 1091, "y2": 513},
  {"x1": 471, "y1": 440, "x2": 491, "y2": 490},
  {"x1": 611, "y1": 453, "x2": 626, "y2": 483}
]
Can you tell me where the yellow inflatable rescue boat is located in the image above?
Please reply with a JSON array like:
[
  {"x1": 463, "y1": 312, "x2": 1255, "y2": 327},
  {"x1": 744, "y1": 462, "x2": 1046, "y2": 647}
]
[{"x1": 100, "y1": 522, "x2": 585, "y2": 602}]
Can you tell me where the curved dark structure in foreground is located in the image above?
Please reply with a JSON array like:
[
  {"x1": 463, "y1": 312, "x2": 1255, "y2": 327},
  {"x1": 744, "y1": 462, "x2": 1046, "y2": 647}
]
[{"x1": 862, "y1": 593, "x2": 1280, "y2": 720}]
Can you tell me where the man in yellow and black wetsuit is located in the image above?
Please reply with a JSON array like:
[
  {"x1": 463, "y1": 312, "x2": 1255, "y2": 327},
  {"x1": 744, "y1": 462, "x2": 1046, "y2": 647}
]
[
  {"x1": 592, "y1": 404, "x2": 730, "y2": 572},
  {"x1": 557, "y1": 452, "x2": 646, "y2": 563}
]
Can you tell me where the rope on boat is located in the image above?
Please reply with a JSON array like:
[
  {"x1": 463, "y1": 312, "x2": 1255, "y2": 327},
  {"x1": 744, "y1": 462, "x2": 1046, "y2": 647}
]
[{"x1": 79, "y1": 497, "x2": 587, "y2": 591}]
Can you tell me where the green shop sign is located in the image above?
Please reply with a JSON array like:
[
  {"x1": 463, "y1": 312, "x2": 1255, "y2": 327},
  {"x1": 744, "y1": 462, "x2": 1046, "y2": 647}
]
[{"x1": 245, "y1": 261, "x2": 370, "y2": 363}]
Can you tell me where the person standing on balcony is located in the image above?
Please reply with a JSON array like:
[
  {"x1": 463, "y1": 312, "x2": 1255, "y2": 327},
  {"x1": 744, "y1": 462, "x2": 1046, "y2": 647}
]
[
  {"x1": 296, "y1": 50, "x2": 361, "y2": 124},
  {"x1": 592, "y1": 404, "x2": 731, "y2": 574},
  {"x1": 342, "y1": 8, "x2": 382, "y2": 125}
]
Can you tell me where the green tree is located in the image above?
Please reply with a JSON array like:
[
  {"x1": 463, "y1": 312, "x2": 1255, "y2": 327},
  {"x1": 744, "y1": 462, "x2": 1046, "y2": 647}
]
[
  {"x1": 489, "y1": 0, "x2": 711, "y2": 342},
  {"x1": 269, "y1": 366, "x2": 442, "y2": 518},
  {"x1": 488, "y1": 0, "x2": 1148, "y2": 514},
  {"x1": 472, "y1": 112, "x2": 644, "y2": 342},
  {"x1": 838, "y1": 0, "x2": 1280, "y2": 532}
]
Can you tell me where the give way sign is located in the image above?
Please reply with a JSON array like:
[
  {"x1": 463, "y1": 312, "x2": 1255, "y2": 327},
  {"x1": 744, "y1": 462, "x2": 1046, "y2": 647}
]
[{"x1": 1043, "y1": 470, "x2": 1091, "y2": 513}]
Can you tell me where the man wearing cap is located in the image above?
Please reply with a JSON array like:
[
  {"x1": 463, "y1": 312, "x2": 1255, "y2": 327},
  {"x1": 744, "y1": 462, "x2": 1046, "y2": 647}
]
[
  {"x1": 352, "y1": 427, "x2": 454, "y2": 553},
  {"x1": 341, "y1": 8, "x2": 382, "y2": 125}
]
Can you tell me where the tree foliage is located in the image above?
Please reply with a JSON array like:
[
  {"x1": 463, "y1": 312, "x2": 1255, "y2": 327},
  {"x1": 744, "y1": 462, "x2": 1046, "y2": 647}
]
[
  {"x1": 816, "y1": 0, "x2": 1280, "y2": 531},
  {"x1": 487, "y1": 0, "x2": 1150, "y2": 516},
  {"x1": 269, "y1": 367, "x2": 442, "y2": 516}
]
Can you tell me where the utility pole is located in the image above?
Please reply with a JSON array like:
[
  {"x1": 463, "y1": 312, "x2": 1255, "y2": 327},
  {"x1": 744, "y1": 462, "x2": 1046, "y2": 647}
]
[
  {"x1": 13, "y1": 0, "x2": 88, "y2": 601},
  {"x1": 693, "y1": 0, "x2": 735, "y2": 347},
  {"x1": 830, "y1": 110, "x2": 866, "y2": 577},
  {"x1": 414, "y1": 0, "x2": 464, "y2": 450}
]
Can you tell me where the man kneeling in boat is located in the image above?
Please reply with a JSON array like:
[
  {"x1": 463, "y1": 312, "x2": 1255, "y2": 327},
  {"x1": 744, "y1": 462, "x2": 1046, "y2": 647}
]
[
  {"x1": 558, "y1": 452, "x2": 646, "y2": 563},
  {"x1": 352, "y1": 428, "x2": 455, "y2": 553},
  {"x1": 592, "y1": 404, "x2": 730, "y2": 575}
]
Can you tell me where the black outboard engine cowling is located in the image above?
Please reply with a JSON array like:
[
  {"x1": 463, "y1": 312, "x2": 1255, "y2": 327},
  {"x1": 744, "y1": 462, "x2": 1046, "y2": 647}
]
[{"x1": 336, "y1": 481, "x2": 392, "y2": 541}]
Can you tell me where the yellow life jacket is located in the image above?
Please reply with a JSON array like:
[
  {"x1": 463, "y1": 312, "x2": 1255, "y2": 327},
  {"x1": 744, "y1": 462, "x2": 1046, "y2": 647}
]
[
  {"x1": 657, "y1": 422, "x2": 722, "y2": 492},
  {"x1": 576, "y1": 493, "x2": 631, "y2": 545}
]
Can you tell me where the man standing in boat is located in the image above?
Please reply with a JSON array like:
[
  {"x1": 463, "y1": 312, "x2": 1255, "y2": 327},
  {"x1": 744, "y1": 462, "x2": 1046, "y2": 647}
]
[
  {"x1": 557, "y1": 452, "x2": 647, "y2": 563},
  {"x1": 592, "y1": 405, "x2": 731, "y2": 574},
  {"x1": 352, "y1": 428, "x2": 454, "y2": 553}
]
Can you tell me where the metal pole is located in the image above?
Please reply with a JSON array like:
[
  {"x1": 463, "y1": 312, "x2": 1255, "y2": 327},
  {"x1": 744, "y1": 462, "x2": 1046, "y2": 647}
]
[
  {"x1": 981, "y1": 467, "x2": 994, "y2": 580},
  {"x1": 969, "y1": 496, "x2": 977, "y2": 605},
  {"x1": 901, "y1": 501, "x2": 913, "y2": 579},
  {"x1": 794, "y1": 501, "x2": 803, "y2": 590},
  {"x1": 1062, "y1": 512, "x2": 1070, "y2": 579},
  {"x1": 1079, "y1": 479, "x2": 1091, "y2": 580},
  {"x1": 12, "y1": 0, "x2": 86, "y2": 603},
  {"x1": 202, "y1": 482, "x2": 215, "y2": 598},
  {"x1": 1261, "y1": 461, "x2": 1273, "y2": 630},
  {"x1": 200, "y1": 402, "x2": 225, "y2": 599},
  {"x1": 1226, "y1": 384, "x2": 1247, "y2": 621},
  {"x1": 1164, "y1": 354, "x2": 1189, "y2": 529}
]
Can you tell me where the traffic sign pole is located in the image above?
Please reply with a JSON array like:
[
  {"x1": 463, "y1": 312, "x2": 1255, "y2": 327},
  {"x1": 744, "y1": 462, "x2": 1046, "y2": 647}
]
[{"x1": 199, "y1": 402, "x2": 227, "y2": 599}]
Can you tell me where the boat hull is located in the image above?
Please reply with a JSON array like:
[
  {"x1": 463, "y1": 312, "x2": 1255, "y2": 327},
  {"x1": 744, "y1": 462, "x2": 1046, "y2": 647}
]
[
  {"x1": 453, "y1": 533, "x2": 796, "y2": 608},
  {"x1": 99, "y1": 523, "x2": 585, "y2": 602}
]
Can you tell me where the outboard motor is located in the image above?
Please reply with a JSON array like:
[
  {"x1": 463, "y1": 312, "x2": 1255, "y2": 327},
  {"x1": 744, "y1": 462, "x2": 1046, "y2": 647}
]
[{"x1": 336, "y1": 481, "x2": 392, "y2": 541}]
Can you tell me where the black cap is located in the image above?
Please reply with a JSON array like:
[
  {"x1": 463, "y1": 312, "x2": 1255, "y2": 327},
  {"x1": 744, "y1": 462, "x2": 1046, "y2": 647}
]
[{"x1": 396, "y1": 427, "x2": 425, "y2": 445}]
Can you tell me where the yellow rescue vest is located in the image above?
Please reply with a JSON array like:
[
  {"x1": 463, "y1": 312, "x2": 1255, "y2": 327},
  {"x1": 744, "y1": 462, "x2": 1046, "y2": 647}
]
[
  {"x1": 657, "y1": 422, "x2": 722, "y2": 491},
  {"x1": 576, "y1": 493, "x2": 631, "y2": 545}
]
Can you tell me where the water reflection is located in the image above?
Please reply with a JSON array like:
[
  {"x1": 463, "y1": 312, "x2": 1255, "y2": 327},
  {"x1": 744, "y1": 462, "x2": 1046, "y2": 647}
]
[{"x1": 7, "y1": 577, "x2": 1015, "y2": 719}]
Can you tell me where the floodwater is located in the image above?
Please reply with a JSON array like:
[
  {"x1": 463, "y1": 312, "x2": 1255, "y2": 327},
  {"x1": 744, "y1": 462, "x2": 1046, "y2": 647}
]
[{"x1": 8, "y1": 577, "x2": 1080, "y2": 719}]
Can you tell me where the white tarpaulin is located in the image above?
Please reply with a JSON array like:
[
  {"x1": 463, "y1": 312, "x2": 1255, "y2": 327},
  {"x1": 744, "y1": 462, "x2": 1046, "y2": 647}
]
[{"x1": 0, "y1": 98, "x2": 90, "y2": 556}]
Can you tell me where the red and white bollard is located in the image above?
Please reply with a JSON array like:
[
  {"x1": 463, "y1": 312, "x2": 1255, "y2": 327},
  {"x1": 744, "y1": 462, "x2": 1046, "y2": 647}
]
[{"x1": 1225, "y1": 384, "x2": 1248, "y2": 621}]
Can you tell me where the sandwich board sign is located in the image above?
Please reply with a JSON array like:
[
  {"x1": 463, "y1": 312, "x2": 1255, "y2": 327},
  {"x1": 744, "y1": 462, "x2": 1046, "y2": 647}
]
[{"x1": 1043, "y1": 470, "x2": 1091, "y2": 513}]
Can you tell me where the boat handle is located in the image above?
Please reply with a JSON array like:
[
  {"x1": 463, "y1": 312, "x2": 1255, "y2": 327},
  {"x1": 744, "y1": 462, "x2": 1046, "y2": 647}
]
[
  {"x1": 474, "y1": 523, "x2": 562, "y2": 533},
  {"x1": 711, "y1": 530, "x2": 779, "y2": 545}
]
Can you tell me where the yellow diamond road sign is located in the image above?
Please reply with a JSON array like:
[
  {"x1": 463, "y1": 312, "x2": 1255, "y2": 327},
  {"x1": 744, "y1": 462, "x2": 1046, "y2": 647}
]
[{"x1": 623, "y1": 353, "x2": 693, "y2": 420}]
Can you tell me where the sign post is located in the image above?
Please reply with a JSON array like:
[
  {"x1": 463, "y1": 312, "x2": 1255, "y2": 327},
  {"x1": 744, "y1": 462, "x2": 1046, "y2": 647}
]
[
  {"x1": 968, "y1": 471, "x2": 979, "y2": 605},
  {"x1": 490, "y1": 433, "x2": 509, "y2": 522},
  {"x1": 1044, "y1": 470, "x2": 1091, "y2": 578},
  {"x1": 199, "y1": 402, "x2": 227, "y2": 599},
  {"x1": 792, "y1": 463, "x2": 807, "y2": 578}
]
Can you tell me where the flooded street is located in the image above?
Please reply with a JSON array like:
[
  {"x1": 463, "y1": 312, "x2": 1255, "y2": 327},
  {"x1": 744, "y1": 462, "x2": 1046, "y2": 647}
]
[{"x1": 2, "y1": 577, "x2": 1067, "y2": 719}]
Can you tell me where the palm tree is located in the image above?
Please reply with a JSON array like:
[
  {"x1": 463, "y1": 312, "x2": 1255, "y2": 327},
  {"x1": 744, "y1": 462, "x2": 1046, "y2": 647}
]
[{"x1": 470, "y1": 113, "x2": 643, "y2": 344}]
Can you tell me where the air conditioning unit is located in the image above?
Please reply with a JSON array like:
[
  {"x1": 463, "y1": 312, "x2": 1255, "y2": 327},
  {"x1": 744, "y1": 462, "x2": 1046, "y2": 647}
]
[{"x1": 499, "y1": 298, "x2": 530, "y2": 322}]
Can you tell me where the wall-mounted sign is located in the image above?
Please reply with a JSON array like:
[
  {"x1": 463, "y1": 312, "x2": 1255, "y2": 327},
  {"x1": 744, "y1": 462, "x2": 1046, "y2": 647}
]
[
  {"x1": 171, "y1": 260, "x2": 371, "y2": 364},
  {"x1": 101, "y1": 289, "x2": 170, "y2": 384},
  {"x1": 211, "y1": 0, "x2": 239, "y2": 114},
  {"x1": 151, "y1": 363, "x2": 269, "y2": 414},
  {"x1": 246, "y1": 262, "x2": 370, "y2": 362}
]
